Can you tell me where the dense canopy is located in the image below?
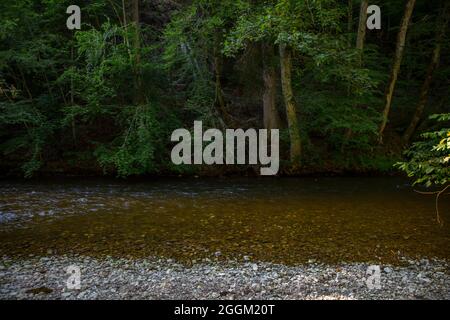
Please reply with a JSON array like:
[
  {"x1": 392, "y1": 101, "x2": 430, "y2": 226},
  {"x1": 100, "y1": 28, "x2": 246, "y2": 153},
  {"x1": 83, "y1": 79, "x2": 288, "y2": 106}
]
[{"x1": 0, "y1": 0, "x2": 448, "y2": 182}]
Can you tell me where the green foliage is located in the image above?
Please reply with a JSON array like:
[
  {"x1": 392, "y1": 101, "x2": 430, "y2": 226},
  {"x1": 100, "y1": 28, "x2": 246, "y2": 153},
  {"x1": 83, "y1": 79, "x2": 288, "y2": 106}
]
[
  {"x1": 0, "y1": 0, "x2": 449, "y2": 177},
  {"x1": 94, "y1": 102, "x2": 183, "y2": 177},
  {"x1": 222, "y1": 0, "x2": 382, "y2": 165},
  {"x1": 397, "y1": 114, "x2": 450, "y2": 187},
  {"x1": 223, "y1": 0, "x2": 344, "y2": 55},
  {"x1": 95, "y1": 104, "x2": 158, "y2": 177},
  {"x1": 163, "y1": 0, "x2": 246, "y2": 127},
  {"x1": 0, "y1": 101, "x2": 54, "y2": 177}
]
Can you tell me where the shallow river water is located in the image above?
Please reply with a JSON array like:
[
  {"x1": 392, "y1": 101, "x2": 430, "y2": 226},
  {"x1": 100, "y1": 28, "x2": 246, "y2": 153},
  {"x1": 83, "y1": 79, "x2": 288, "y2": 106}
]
[{"x1": 0, "y1": 177, "x2": 449, "y2": 264}]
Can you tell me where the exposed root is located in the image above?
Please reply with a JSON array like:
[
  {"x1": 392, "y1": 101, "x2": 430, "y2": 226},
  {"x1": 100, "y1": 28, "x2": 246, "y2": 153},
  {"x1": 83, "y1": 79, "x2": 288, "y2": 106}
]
[{"x1": 414, "y1": 184, "x2": 449, "y2": 226}]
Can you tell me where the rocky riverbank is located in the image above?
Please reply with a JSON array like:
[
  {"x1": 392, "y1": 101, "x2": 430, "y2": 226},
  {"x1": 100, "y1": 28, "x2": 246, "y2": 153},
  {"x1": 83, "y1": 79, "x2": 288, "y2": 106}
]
[{"x1": 1, "y1": 255, "x2": 449, "y2": 300}]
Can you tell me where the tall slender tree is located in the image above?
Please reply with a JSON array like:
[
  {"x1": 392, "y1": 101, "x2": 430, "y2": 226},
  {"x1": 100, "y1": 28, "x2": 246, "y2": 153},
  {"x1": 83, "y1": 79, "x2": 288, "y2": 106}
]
[
  {"x1": 402, "y1": 3, "x2": 449, "y2": 145},
  {"x1": 279, "y1": 44, "x2": 301, "y2": 163},
  {"x1": 379, "y1": 0, "x2": 416, "y2": 143},
  {"x1": 262, "y1": 43, "x2": 281, "y2": 130},
  {"x1": 342, "y1": 0, "x2": 369, "y2": 146},
  {"x1": 356, "y1": 0, "x2": 369, "y2": 63},
  {"x1": 131, "y1": 0, "x2": 143, "y2": 104}
]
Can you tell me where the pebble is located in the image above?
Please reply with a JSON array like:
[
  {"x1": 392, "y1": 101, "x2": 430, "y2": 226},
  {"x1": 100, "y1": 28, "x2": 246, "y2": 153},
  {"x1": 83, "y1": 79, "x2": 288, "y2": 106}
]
[{"x1": 0, "y1": 255, "x2": 449, "y2": 300}]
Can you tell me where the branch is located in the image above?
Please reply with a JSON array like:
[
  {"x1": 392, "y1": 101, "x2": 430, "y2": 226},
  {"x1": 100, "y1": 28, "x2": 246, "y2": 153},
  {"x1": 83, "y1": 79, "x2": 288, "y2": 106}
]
[{"x1": 414, "y1": 184, "x2": 449, "y2": 225}]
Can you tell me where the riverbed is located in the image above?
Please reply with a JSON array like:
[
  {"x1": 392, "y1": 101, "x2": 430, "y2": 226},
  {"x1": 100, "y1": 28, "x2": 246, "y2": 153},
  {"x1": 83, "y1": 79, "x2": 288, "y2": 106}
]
[
  {"x1": 1, "y1": 177, "x2": 449, "y2": 299},
  {"x1": 1, "y1": 177, "x2": 449, "y2": 263}
]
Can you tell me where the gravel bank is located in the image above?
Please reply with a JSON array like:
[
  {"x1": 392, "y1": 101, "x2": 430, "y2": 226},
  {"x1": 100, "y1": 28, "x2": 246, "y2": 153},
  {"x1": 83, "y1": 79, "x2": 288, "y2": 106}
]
[{"x1": 1, "y1": 256, "x2": 449, "y2": 300}]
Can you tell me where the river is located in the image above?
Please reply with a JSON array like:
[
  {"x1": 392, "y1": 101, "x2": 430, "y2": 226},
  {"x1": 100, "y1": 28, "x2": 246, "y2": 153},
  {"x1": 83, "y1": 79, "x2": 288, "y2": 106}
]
[{"x1": 1, "y1": 177, "x2": 449, "y2": 265}]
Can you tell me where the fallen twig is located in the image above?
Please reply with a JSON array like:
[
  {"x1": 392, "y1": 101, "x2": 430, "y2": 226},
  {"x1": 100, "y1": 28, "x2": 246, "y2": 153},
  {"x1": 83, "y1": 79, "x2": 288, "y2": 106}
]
[{"x1": 414, "y1": 184, "x2": 449, "y2": 226}]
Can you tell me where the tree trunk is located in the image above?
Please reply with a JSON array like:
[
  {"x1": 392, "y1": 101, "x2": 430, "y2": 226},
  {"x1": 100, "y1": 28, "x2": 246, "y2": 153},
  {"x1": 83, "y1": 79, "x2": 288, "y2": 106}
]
[
  {"x1": 71, "y1": 46, "x2": 76, "y2": 144},
  {"x1": 402, "y1": 3, "x2": 449, "y2": 145},
  {"x1": 356, "y1": 0, "x2": 369, "y2": 63},
  {"x1": 343, "y1": 0, "x2": 369, "y2": 148},
  {"x1": 214, "y1": 53, "x2": 225, "y2": 114},
  {"x1": 131, "y1": 0, "x2": 143, "y2": 104},
  {"x1": 378, "y1": 0, "x2": 416, "y2": 143},
  {"x1": 132, "y1": 0, "x2": 140, "y2": 54},
  {"x1": 279, "y1": 44, "x2": 301, "y2": 164},
  {"x1": 347, "y1": 0, "x2": 353, "y2": 44},
  {"x1": 213, "y1": 33, "x2": 232, "y2": 127},
  {"x1": 262, "y1": 43, "x2": 281, "y2": 130}
]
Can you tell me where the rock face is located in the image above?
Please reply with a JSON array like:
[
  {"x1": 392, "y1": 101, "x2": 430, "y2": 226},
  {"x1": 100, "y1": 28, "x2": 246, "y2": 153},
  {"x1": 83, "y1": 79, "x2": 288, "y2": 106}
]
[{"x1": 1, "y1": 255, "x2": 449, "y2": 300}]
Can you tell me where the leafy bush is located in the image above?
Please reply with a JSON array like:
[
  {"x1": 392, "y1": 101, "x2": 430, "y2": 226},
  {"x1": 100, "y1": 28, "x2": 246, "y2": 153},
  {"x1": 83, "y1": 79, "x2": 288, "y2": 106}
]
[{"x1": 397, "y1": 114, "x2": 450, "y2": 187}]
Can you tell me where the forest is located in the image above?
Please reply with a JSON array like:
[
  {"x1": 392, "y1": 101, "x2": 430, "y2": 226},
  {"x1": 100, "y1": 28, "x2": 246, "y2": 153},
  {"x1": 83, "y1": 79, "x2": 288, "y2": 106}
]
[
  {"x1": 0, "y1": 0, "x2": 449, "y2": 186},
  {"x1": 1, "y1": 0, "x2": 450, "y2": 302}
]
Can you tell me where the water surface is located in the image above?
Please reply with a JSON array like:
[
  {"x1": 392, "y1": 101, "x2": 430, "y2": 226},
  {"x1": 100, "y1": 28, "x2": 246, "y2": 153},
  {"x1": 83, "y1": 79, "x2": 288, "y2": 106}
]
[{"x1": 1, "y1": 177, "x2": 449, "y2": 264}]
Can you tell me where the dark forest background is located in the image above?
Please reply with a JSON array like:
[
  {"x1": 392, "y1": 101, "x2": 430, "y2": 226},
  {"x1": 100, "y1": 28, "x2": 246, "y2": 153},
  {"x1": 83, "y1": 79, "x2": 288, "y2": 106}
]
[{"x1": 0, "y1": 0, "x2": 449, "y2": 179}]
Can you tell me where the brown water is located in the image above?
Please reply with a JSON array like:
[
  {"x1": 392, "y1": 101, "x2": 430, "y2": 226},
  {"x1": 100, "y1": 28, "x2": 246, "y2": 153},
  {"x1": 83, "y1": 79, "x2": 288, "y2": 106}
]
[{"x1": 0, "y1": 177, "x2": 449, "y2": 265}]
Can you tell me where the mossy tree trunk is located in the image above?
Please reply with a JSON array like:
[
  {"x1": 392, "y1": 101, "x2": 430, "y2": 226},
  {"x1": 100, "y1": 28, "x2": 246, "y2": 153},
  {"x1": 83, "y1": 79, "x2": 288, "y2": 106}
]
[
  {"x1": 356, "y1": 0, "x2": 369, "y2": 63},
  {"x1": 378, "y1": 0, "x2": 416, "y2": 143},
  {"x1": 402, "y1": 3, "x2": 449, "y2": 145},
  {"x1": 262, "y1": 43, "x2": 281, "y2": 130},
  {"x1": 279, "y1": 44, "x2": 301, "y2": 164}
]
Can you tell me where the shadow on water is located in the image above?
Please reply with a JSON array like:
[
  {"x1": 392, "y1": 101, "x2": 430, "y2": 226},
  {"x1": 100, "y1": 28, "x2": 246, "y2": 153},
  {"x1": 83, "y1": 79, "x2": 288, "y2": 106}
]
[{"x1": 0, "y1": 177, "x2": 449, "y2": 265}]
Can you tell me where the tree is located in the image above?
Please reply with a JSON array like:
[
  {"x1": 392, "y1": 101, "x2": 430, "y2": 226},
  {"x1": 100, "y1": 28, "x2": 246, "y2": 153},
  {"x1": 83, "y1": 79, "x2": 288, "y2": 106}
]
[
  {"x1": 379, "y1": 0, "x2": 416, "y2": 143},
  {"x1": 223, "y1": 0, "x2": 345, "y2": 166},
  {"x1": 402, "y1": 3, "x2": 449, "y2": 145},
  {"x1": 1, "y1": 0, "x2": 448, "y2": 177},
  {"x1": 356, "y1": 0, "x2": 369, "y2": 63},
  {"x1": 262, "y1": 43, "x2": 281, "y2": 130},
  {"x1": 279, "y1": 43, "x2": 301, "y2": 162},
  {"x1": 131, "y1": 0, "x2": 144, "y2": 104},
  {"x1": 397, "y1": 114, "x2": 450, "y2": 224},
  {"x1": 342, "y1": 0, "x2": 369, "y2": 146}
]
